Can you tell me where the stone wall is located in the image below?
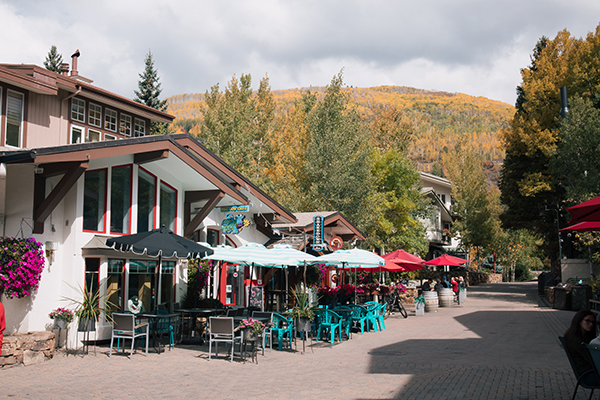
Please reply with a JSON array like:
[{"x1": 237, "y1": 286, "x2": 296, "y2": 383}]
[{"x1": 0, "y1": 331, "x2": 55, "y2": 368}]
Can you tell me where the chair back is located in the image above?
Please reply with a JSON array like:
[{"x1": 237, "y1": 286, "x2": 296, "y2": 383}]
[
  {"x1": 226, "y1": 308, "x2": 243, "y2": 317},
  {"x1": 584, "y1": 343, "x2": 600, "y2": 380},
  {"x1": 378, "y1": 302, "x2": 387, "y2": 316},
  {"x1": 113, "y1": 313, "x2": 135, "y2": 332},
  {"x1": 559, "y1": 336, "x2": 584, "y2": 380},
  {"x1": 252, "y1": 311, "x2": 273, "y2": 323},
  {"x1": 157, "y1": 303, "x2": 167, "y2": 311},
  {"x1": 210, "y1": 317, "x2": 234, "y2": 335},
  {"x1": 172, "y1": 302, "x2": 180, "y2": 312},
  {"x1": 154, "y1": 310, "x2": 171, "y2": 333},
  {"x1": 272, "y1": 312, "x2": 292, "y2": 328}
]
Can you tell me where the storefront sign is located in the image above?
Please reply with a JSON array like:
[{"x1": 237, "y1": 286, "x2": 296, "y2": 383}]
[
  {"x1": 221, "y1": 213, "x2": 250, "y2": 234},
  {"x1": 220, "y1": 205, "x2": 250, "y2": 212},
  {"x1": 312, "y1": 215, "x2": 324, "y2": 251},
  {"x1": 330, "y1": 236, "x2": 343, "y2": 251}
]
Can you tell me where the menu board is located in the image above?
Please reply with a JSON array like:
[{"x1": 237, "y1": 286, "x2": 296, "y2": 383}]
[{"x1": 247, "y1": 286, "x2": 263, "y2": 309}]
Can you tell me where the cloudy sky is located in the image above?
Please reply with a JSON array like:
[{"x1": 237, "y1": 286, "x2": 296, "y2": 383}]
[{"x1": 2, "y1": 0, "x2": 599, "y2": 106}]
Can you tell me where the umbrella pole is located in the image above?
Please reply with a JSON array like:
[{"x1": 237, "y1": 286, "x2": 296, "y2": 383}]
[
  {"x1": 155, "y1": 254, "x2": 162, "y2": 311},
  {"x1": 353, "y1": 263, "x2": 357, "y2": 305},
  {"x1": 248, "y1": 263, "x2": 254, "y2": 308}
]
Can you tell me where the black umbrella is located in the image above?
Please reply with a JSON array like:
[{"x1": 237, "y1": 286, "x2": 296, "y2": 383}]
[{"x1": 106, "y1": 227, "x2": 214, "y2": 309}]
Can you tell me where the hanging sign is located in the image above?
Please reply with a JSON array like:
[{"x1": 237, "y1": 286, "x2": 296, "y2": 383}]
[
  {"x1": 330, "y1": 236, "x2": 343, "y2": 251},
  {"x1": 221, "y1": 213, "x2": 250, "y2": 235},
  {"x1": 220, "y1": 205, "x2": 250, "y2": 213},
  {"x1": 312, "y1": 215, "x2": 324, "y2": 251}
]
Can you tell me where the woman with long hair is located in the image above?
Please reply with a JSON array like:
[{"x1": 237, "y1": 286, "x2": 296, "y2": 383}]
[{"x1": 564, "y1": 309, "x2": 598, "y2": 382}]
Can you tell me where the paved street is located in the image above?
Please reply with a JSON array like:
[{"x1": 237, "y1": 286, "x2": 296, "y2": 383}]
[{"x1": 0, "y1": 282, "x2": 584, "y2": 399}]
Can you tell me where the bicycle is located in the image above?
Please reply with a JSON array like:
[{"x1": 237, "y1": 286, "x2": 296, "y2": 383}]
[{"x1": 383, "y1": 291, "x2": 408, "y2": 319}]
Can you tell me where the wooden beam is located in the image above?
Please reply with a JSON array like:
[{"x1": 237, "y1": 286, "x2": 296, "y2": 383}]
[
  {"x1": 185, "y1": 190, "x2": 222, "y2": 204},
  {"x1": 38, "y1": 161, "x2": 89, "y2": 178},
  {"x1": 134, "y1": 149, "x2": 169, "y2": 165},
  {"x1": 253, "y1": 214, "x2": 274, "y2": 237},
  {"x1": 184, "y1": 191, "x2": 224, "y2": 238},
  {"x1": 33, "y1": 161, "x2": 88, "y2": 234}
]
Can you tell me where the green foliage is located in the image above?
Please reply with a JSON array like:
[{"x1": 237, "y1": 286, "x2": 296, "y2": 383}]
[
  {"x1": 43, "y1": 45, "x2": 63, "y2": 73},
  {"x1": 134, "y1": 51, "x2": 168, "y2": 135},
  {"x1": 551, "y1": 96, "x2": 600, "y2": 203},
  {"x1": 364, "y1": 148, "x2": 428, "y2": 255},
  {"x1": 289, "y1": 285, "x2": 316, "y2": 321},
  {"x1": 492, "y1": 229, "x2": 543, "y2": 282},
  {"x1": 200, "y1": 73, "x2": 275, "y2": 183},
  {"x1": 64, "y1": 283, "x2": 116, "y2": 323},
  {"x1": 301, "y1": 71, "x2": 373, "y2": 229},
  {"x1": 445, "y1": 143, "x2": 502, "y2": 252}
]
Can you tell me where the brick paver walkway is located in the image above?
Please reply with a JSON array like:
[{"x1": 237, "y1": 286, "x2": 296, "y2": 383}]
[{"x1": 0, "y1": 282, "x2": 584, "y2": 399}]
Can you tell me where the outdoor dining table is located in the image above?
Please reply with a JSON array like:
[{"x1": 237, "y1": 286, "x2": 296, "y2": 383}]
[
  {"x1": 175, "y1": 308, "x2": 220, "y2": 342},
  {"x1": 136, "y1": 312, "x2": 180, "y2": 354}
]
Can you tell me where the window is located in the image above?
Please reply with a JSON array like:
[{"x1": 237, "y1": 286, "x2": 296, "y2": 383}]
[
  {"x1": 120, "y1": 114, "x2": 131, "y2": 136},
  {"x1": 104, "y1": 133, "x2": 116, "y2": 141},
  {"x1": 87, "y1": 129, "x2": 100, "y2": 142},
  {"x1": 71, "y1": 125, "x2": 83, "y2": 144},
  {"x1": 160, "y1": 182, "x2": 177, "y2": 232},
  {"x1": 6, "y1": 90, "x2": 24, "y2": 147},
  {"x1": 160, "y1": 261, "x2": 175, "y2": 304},
  {"x1": 104, "y1": 108, "x2": 117, "y2": 131},
  {"x1": 111, "y1": 165, "x2": 132, "y2": 234},
  {"x1": 71, "y1": 98, "x2": 85, "y2": 122},
  {"x1": 137, "y1": 168, "x2": 156, "y2": 233},
  {"x1": 88, "y1": 103, "x2": 102, "y2": 127},
  {"x1": 134, "y1": 118, "x2": 146, "y2": 137},
  {"x1": 107, "y1": 259, "x2": 124, "y2": 310},
  {"x1": 207, "y1": 229, "x2": 220, "y2": 247},
  {"x1": 128, "y1": 260, "x2": 156, "y2": 311},
  {"x1": 83, "y1": 169, "x2": 107, "y2": 232},
  {"x1": 85, "y1": 258, "x2": 100, "y2": 297}
]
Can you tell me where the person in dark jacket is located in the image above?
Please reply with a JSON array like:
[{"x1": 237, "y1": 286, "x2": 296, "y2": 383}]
[
  {"x1": 565, "y1": 309, "x2": 598, "y2": 385},
  {"x1": 422, "y1": 279, "x2": 432, "y2": 292}
]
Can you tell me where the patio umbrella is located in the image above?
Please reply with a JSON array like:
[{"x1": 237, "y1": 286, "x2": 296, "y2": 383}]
[
  {"x1": 423, "y1": 254, "x2": 468, "y2": 267},
  {"x1": 381, "y1": 249, "x2": 425, "y2": 272},
  {"x1": 314, "y1": 248, "x2": 385, "y2": 304},
  {"x1": 105, "y1": 227, "x2": 214, "y2": 310},
  {"x1": 567, "y1": 195, "x2": 600, "y2": 224},
  {"x1": 559, "y1": 221, "x2": 600, "y2": 232},
  {"x1": 269, "y1": 244, "x2": 318, "y2": 288}
]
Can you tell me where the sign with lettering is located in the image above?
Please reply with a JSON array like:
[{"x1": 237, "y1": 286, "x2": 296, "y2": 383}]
[
  {"x1": 220, "y1": 205, "x2": 250, "y2": 213},
  {"x1": 312, "y1": 215, "x2": 324, "y2": 251}
]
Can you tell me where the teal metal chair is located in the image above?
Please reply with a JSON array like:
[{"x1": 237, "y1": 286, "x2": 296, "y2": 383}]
[
  {"x1": 154, "y1": 310, "x2": 175, "y2": 351},
  {"x1": 315, "y1": 309, "x2": 342, "y2": 345},
  {"x1": 347, "y1": 305, "x2": 368, "y2": 334},
  {"x1": 375, "y1": 302, "x2": 386, "y2": 331},
  {"x1": 364, "y1": 303, "x2": 380, "y2": 332},
  {"x1": 266, "y1": 312, "x2": 293, "y2": 350}
]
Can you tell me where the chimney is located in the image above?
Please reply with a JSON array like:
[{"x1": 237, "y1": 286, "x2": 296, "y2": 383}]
[
  {"x1": 60, "y1": 63, "x2": 69, "y2": 76},
  {"x1": 70, "y1": 49, "x2": 80, "y2": 77}
]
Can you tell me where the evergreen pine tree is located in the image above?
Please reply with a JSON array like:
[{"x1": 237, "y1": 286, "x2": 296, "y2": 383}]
[
  {"x1": 43, "y1": 45, "x2": 63, "y2": 73},
  {"x1": 134, "y1": 51, "x2": 168, "y2": 135}
]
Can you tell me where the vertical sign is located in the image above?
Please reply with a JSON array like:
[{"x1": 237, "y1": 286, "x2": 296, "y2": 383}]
[{"x1": 312, "y1": 215, "x2": 324, "y2": 251}]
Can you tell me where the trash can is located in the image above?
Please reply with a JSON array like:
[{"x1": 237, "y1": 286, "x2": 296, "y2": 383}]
[
  {"x1": 571, "y1": 285, "x2": 592, "y2": 311},
  {"x1": 553, "y1": 287, "x2": 571, "y2": 310}
]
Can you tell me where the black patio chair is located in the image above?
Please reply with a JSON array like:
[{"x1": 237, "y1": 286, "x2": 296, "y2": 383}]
[{"x1": 559, "y1": 336, "x2": 600, "y2": 400}]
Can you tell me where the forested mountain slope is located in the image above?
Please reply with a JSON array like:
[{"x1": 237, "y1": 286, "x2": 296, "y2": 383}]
[{"x1": 167, "y1": 86, "x2": 514, "y2": 185}]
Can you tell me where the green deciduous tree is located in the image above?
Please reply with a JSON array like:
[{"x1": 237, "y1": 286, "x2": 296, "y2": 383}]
[
  {"x1": 134, "y1": 51, "x2": 168, "y2": 135},
  {"x1": 200, "y1": 73, "x2": 275, "y2": 183},
  {"x1": 43, "y1": 45, "x2": 63, "y2": 73},
  {"x1": 300, "y1": 71, "x2": 373, "y2": 229}
]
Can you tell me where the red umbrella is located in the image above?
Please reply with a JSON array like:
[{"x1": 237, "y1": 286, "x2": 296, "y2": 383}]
[
  {"x1": 381, "y1": 249, "x2": 425, "y2": 271},
  {"x1": 559, "y1": 221, "x2": 600, "y2": 232},
  {"x1": 423, "y1": 254, "x2": 468, "y2": 267},
  {"x1": 567, "y1": 196, "x2": 600, "y2": 224}
]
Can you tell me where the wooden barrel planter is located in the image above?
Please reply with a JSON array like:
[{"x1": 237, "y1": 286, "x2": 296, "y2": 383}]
[
  {"x1": 424, "y1": 291, "x2": 439, "y2": 313},
  {"x1": 438, "y1": 288, "x2": 454, "y2": 308}
]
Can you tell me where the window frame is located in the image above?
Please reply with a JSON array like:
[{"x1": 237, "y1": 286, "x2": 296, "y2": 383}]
[
  {"x1": 104, "y1": 108, "x2": 117, "y2": 132},
  {"x1": 159, "y1": 180, "x2": 178, "y2": 233},
  {"x1": 83, "y1": 168, "x2": 108, "y2": 233},
  {"x1": 110, "y1": 164, "x2": 133, "y2": 235},
  {"x1": 88, "y1": 102, "x2": 102, "y2": 127},
  {"x1": 70, "y1": 124, "x2": 84, "y2": 144},
  {"x1": 134, "y1": 118, "x2": 146, "y2": 137},
  {"x1": 104, "y1": 133, "x2": 117, "y2": 141},
  {"x1": 87, "y1": 128, "x2": 101, "y2": 142},
  {"x1": 71, "y1": 97, "x2": 85, "y2": 123},
  {"x1": 5, "y1": 89, "x2": 24, "y2": 148},
  {"x1": 137, "y1": 167, "x2": 157, "y2": 233},
  {"x1": 120, "y1": 114, "x2": 132, "y2": 137}
]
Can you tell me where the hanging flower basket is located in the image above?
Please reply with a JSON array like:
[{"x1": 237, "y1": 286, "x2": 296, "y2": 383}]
[{"x1": 0, "y1": 237, "x2": 45, "y2": 299}]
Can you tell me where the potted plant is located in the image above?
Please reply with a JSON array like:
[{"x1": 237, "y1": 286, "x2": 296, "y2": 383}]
[
  {"x1": 48, "y1": 307, "x2": 74, "y2": 329},
  {"x1": 237, "y1": 318, "x2": 265, "y2": 341},
  {"x1": 290, "y1": 285, "x2": 316, "y2": 332},
  {"x1": 64, "y1": 284, "x2": 115, "y2": 332}
]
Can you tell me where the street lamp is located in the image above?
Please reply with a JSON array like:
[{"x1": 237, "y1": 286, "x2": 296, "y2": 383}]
[{"x1": 545, "y1": 206, "x2": 563, "y2": 260}]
